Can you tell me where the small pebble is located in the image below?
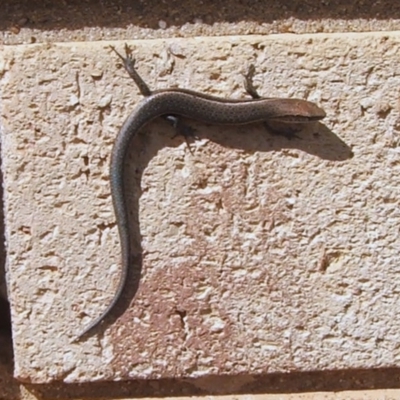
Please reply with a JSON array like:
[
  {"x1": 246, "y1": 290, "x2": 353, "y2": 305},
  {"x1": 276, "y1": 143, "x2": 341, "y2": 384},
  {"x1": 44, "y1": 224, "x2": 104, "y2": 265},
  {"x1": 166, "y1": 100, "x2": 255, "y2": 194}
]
[{"x1": 158, "y1": 20, "x2": 167, "y2": 29}]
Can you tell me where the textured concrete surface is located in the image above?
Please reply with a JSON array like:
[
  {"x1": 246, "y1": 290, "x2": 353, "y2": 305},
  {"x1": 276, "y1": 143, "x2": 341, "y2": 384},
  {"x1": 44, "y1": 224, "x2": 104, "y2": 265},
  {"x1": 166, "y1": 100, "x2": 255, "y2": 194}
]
[
  {"x1": 3, "y1": 0, "x2": 400, "y2": 44},
  {"x1": 1, "y1": 1, "x2": 400, "y2": 400},
  {"x1": 2, "y1": 328, "x2": 400, "y2": 399},
  {"x1": 2, "y1": 31, "x2": 400, "y2": 385}
]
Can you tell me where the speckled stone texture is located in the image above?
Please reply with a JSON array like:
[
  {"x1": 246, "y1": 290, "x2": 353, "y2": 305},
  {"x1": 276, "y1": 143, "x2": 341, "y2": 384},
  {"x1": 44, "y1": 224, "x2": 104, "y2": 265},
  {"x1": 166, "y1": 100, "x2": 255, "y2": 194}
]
[{"x1": 1, "y1": 32, "x2": 400, "y2": 383}]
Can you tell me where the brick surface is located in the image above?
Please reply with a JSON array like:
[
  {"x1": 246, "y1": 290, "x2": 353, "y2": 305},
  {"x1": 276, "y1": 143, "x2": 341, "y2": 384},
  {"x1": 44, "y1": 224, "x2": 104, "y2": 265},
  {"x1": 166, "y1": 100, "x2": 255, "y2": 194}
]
[{"x1": 1, "y1": 33, "x2": 400, "y2": 383}]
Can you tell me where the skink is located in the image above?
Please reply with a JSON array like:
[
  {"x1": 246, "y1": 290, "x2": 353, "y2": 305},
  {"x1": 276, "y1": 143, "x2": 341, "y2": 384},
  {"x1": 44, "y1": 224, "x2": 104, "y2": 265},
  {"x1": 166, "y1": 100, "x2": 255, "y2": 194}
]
[{"x1": 76, "y1": 45, "x2": 326, "y2": 339}]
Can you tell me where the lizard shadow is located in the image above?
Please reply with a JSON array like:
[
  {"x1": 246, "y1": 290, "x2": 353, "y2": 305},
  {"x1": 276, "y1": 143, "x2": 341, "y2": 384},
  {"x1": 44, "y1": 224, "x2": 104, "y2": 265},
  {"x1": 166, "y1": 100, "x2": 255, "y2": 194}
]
[{"x1": 99, "y1": 118, "x2": 352, "y2": 339}]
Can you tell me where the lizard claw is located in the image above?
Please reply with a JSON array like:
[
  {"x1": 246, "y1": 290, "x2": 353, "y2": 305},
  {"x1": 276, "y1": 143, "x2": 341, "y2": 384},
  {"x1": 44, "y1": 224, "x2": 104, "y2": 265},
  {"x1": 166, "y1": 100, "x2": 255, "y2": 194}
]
[{"x1": 109, "y1": 44, "x2": 136, "y2": 69}]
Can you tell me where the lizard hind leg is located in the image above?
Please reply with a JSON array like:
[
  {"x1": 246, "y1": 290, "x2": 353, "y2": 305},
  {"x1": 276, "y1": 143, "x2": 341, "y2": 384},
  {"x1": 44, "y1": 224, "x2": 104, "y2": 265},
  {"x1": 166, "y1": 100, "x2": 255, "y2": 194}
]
[
  {"x1": 109, "y1": 44, "x2": 152, "y2": 97},
  {"x1": 243, "y1": 64, "x2": 261, "y2": 99},
  {"x1": 165, "y1": 115, "x2": 199, "y2": 153}
]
